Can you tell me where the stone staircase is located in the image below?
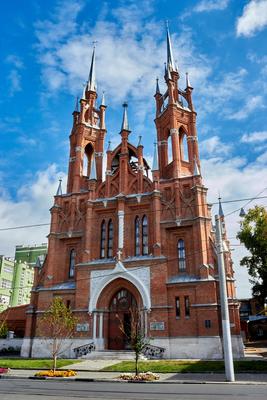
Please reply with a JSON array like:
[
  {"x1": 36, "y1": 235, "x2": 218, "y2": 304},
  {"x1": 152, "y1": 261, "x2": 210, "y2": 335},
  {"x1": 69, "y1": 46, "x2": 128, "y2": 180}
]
[{"x1": 81, "y1": 350, "x2": 146, "y2": 360}]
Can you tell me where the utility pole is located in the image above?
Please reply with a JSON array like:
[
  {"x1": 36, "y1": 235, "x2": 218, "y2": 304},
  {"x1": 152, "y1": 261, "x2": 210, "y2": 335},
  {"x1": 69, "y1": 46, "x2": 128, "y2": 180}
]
[{"x1": 215, "y1": 214, "x2": 235, "y2": 382}]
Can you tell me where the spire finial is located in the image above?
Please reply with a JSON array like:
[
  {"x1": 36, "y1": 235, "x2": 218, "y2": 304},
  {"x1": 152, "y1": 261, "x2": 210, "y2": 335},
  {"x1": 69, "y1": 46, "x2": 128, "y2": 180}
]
[
  {"x1": 186, "y1": 72, "x2": 192, "y2": 89},
  {"x1": 89, "y1": 154, "x2": 97, "y2": 180},
  {"x1": 166, "y1": 22, "x2": 175, "y2": 72},
  {"x1": 107, "y1": 141, "x2": 111, "y2": 151},
  {"x1": 138, "y1": 136, "x2": 142, "y2": 146},
  {"x1": 81, "y1": 82, "x2": 87, "y2": 100},
  {"x1": 152, "y1": 141, "x2": 159, "y2": 171},
  {"x1": 56, "y1": 178, "x2": 62, "y2": 196},
  {"x1": 74, "y1": 96, "x2": 79, "y2": 112},
  {"x1": 101, "y1": 91, "x2": 105, "y2": 106},
  {"x1": 193, "y1": 157, "x2": 200, "y2": 176},
  {"x1": 156, "y1": 77, "x2": 161, "y2": 94},
  {"x1": 87, "y1": 45, "x2": 97, "y2": 92},
  {"x1": 121, "y1": 102, "x2": 129, "y2": 131},
  {"x1": 218, "y1": 196, "x2": 224, "y2": 217}
]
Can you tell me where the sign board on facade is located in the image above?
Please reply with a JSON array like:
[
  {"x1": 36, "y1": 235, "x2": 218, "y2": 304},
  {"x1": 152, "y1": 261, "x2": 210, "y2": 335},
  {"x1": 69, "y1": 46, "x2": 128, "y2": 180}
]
[
  {"x1": 150, "y1": 322, "x2": 165, "y2": 331},
  {"x1": 76, "y1": 323, "x2": 89, "y2": 332}
]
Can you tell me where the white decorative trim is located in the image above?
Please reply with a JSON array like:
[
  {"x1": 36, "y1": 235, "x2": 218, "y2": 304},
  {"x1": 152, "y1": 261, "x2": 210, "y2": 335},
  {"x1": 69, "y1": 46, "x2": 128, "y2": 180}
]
[
  {"x1": 89, "y1": 262, "x2": 151, "y2": 312},
  {"x1": 118, "y1": 211, "x2": 124, "y2": 250},
  {"x1": 105, "y1": 170, "x2": 112, "y2": 176},
  {"x1": 75, "y1": 146, "x2": 83, "y2": 152},
  {"x1": 69, "y1": 157, "x2": 76, "y2": 162},
  {"x1": 158, "y1": 140, "x2": 168, "y2": 146},
  {"x1": 170, "y1": 128, "x2": 178, "y2": 135},
  {"x1": 187, "y1": 136, "x2": 198, "y2": 142},
  {"x1": 95, "y1": 152, "x2": 104, "y2": 157}
]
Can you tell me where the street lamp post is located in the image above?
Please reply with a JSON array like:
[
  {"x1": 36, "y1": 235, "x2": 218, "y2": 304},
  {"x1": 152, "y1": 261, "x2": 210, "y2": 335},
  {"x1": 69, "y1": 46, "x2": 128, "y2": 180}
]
[{"x1": 215, "y1": 214, "x2": 235, "y2": 382}]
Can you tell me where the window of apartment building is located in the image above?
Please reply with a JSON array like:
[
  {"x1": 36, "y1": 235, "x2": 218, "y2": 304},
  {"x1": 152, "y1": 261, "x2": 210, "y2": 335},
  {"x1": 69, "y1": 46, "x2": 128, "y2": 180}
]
[
  {"x1": 3, "y1": 266, "x2": 13, "y2": 274},
  {"x1": 184, "y1": 296, "x2": 190, "y2": 317},
  {"x1": 1, "y1": 279, "x2": 12, "y2": 288},
  {"x1": 178, "y1": 239, "x2": 186, "y2": 271}
]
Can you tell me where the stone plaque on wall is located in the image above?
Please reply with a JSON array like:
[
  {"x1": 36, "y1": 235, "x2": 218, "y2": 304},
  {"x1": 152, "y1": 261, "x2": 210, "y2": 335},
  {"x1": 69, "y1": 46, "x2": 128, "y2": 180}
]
[
  {"x1": 76, "y1": 323, "x2": 89, "y2": 332},
  {"x1": 150, "y1": 322, "x2": 165, "y2": 331}
]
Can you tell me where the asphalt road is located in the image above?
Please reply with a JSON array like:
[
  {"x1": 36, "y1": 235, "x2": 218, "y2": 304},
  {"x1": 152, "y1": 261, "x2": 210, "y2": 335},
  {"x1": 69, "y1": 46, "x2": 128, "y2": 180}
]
[{"x1": 0, "y1": 380, "x2": 267, "y2": 400}]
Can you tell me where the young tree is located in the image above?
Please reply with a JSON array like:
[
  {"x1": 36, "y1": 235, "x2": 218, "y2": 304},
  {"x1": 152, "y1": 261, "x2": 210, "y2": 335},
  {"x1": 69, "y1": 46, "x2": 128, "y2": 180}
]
[
  {"x1": 237, "y1": 206, "x2": 267, "y2": 305},
  {"x1": 38, "y1": 297, "x2": 77, "y2": 372},
  {"x1": 118, "y1": 307, "x2": 149, "y2": 376}
]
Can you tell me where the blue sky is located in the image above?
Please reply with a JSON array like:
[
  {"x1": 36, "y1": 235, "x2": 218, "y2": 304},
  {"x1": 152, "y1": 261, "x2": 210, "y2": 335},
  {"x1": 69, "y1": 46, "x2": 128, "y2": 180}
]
[{"x1": 0, "y1": 0, "x2": 267, "y2": 297}]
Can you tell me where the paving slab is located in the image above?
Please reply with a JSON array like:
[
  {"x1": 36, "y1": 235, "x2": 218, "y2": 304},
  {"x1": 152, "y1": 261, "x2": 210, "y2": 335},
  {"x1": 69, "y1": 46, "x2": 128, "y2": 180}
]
[{"x1": 61, "y1": 359, "x2": 119, "y2": 371}]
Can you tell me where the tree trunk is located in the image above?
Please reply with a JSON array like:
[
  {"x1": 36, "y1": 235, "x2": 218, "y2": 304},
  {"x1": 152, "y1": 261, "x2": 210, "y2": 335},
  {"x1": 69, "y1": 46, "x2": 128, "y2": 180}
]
[
  {"x1": 53, "y1": 354, "x2": 57, "y2": 373},
  {"x1": 135, "y1": 352, "x2": 139, "y2": 376}
]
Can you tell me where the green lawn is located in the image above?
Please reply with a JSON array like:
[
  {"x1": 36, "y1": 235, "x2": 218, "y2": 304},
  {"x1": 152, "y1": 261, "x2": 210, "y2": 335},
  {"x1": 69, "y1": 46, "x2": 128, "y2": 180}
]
[
  {"x1": 102, "y1": 360, "x2": 267, "y2": 373},
  {"x1": 0, "y1": 359, "x2": 78, "y2": 370}
]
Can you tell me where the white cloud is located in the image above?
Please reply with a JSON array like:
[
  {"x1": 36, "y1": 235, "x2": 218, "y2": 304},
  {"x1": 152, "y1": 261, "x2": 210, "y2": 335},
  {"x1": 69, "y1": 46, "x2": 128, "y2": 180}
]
[
  {"x1": 227, "y1": 95, "x2": 264, "y2": 120},
  {"x1": 256, "y1": 150, "x2": 267, "y2": 163},
  {"x1": 236, "y1": 0, "x2": 267, "y2": 37},
  {"x1": 34, "y1": 0, "x2": 212, "y2": 117},
  {"x1": 194, "y1": 0, "x2": 230, "y2": 12},
  {"x1": 199, "y1": 136, "x2": 231, "y2": 157},
  {"x1": 0, "y1": 165, "x2": 66, "y2": 257},
  {"x1": 5, "y1": 55, "x2": 24, "y2": 96},
  {"x1": 201, "y1": 154, "x2": 267, "y2": 298},
  {"x1": 241, "y1": 131, "x2": 267, "y2": 143}
]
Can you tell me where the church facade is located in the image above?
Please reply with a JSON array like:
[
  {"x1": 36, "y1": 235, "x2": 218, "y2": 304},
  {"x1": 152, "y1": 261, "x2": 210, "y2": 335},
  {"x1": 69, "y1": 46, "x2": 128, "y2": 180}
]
[{"x1": 22, "y1": 27, "x2": 244, "y2": 359}]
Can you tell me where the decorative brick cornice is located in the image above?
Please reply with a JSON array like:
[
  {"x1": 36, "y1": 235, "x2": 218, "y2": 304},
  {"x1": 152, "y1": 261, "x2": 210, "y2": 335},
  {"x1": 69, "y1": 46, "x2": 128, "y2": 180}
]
[{"x1": 187, "y1": 136, "x2": 198, "y2": 142}]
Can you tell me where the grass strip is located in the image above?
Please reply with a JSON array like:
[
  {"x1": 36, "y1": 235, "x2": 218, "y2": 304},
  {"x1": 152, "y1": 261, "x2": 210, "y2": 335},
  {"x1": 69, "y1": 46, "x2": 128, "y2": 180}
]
[
  {"x1": 101, "y1": 360, "x2": 267, "y2": 373},
  {"x1": 0, "y1": 359, "x2": 78, "y2": 369}
]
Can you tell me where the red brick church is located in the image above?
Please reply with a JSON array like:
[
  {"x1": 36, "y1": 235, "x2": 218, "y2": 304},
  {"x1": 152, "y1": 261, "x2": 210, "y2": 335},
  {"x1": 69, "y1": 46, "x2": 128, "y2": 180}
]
[{"x1": 22, "y1": 27, "x2": 243, "y2": 359}]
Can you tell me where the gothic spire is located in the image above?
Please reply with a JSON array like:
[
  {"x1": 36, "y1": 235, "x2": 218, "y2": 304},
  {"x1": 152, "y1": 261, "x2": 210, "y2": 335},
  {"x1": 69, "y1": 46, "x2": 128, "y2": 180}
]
[
  {"x1": 166, "y1": 21, "x2": 176, "y2": 72},
  {"x1": 152, "y1": 142, "x2": 159, "y2": 171},
  {"x1": 186, "y1": 72, "x2": 192, "y2": 89},
  {"x1": 218, "y1": 197, "x2": 224, "y2": 217},
  {"x1": 155, "y1": 78, "x2": 161, "y2": 94},
  {"x1": 74, "y1": 96, "x2": 79, "y2": 112},
  {"x1": 121, "y1": 102, "x2": 129, "y2": 131},
  {"x1": 101, "y1": 91, "x2": 105, "y2": 106},
  {"x1": 89, "y1": 154, "x2": 97, "y2": 180},
  {"x1": 87, "y1": 46, "x2": 97, "y2": 92},
  {"x1": 56, "y1": 178, "x2": 62, "y2": 196}
]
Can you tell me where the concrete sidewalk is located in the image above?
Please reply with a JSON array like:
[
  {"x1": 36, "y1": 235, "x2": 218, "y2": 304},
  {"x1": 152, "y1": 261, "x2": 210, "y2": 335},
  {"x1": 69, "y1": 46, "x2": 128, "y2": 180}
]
[{"x1": 0, "y1": 368, "x2": 267, "y2": 384}]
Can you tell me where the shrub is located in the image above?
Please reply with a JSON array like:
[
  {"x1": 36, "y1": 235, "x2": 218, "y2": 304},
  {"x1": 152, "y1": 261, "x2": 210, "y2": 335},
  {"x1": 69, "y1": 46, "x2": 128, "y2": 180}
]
[{"x1": 35, "y1": 370, "x2": 77, "y2": 378}]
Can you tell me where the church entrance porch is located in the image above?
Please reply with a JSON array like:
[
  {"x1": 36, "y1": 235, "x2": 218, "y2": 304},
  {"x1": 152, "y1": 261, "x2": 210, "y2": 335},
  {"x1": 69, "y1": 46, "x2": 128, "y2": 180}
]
[
  {"x1": 92, "y1": 276, "x2": 149, "y2": 351},
  {"x1": 108, "y1": 288, "x2": 137, "y2": 350}
]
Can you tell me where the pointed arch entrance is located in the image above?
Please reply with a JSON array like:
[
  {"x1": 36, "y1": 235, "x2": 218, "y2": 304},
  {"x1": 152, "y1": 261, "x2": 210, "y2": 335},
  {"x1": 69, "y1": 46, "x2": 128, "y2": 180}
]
[
  {"x1": 94, "y1": 277, "x2": 147, "y2": 351},
  {"x1": 108, "y1": 288, "x2": 137, "y2": 350}
]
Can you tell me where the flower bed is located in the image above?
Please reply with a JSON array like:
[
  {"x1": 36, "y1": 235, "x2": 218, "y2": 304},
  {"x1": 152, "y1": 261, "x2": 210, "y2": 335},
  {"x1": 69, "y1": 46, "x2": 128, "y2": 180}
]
[
  {"x1": 119, "y1": 372, "x2": 160, "y2": 381},
  {"x1": 35, "y1": 370, "x2": 77, "y2": 378},
  {"x1": 0, "y1": 367, "x2": 10, "y2": 374}
]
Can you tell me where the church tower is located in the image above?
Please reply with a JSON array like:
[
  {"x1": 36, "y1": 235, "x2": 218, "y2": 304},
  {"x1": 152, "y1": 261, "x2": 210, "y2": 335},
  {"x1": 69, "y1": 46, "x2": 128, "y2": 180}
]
[{"x1": 22, "y1": 26, "x2": 243, "y2": 360}]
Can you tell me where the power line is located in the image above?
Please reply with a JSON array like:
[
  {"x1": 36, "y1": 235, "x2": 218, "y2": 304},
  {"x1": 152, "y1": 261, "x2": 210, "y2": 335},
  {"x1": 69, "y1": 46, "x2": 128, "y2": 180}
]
[
  {"x1": 0, "y1": 194, "x2": 267, "y2": 232},
  {"x1": 2, "y1": 240, "x2": 241, "y2": 292}
]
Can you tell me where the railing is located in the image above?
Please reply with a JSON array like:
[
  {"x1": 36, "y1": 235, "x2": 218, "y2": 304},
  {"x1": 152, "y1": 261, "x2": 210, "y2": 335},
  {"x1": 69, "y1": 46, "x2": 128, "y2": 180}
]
[
  {"x1": 73, "y1": 342, "x2": 95, "y2": 358},
  {"x1": 142, "y1": 344, "x2": 165, "y2": 359}
]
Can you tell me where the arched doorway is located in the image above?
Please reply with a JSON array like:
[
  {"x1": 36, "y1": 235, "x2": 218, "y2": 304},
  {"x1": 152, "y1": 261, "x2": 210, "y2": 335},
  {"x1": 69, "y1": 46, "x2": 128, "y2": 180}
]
[{"x1": 108, "y1": 288, "x2": 137, "y2": 350}]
